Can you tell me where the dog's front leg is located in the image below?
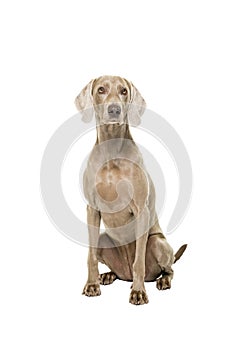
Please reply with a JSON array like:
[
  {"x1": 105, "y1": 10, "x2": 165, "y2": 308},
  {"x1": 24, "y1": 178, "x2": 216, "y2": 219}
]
[
  {"x1": 82, "y1": 205, "x2": 101, "y2": 297},
  {"x1": 129, "y1": 207, "x2": 149, "y2": 305}
]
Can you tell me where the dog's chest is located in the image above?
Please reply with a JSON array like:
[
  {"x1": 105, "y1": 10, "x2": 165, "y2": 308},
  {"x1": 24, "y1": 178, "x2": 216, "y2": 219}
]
[
  {"x1": 84, "y1": 156, "x2": 149, "y2": 221},
  {"x1": 95, "y1": 159, "x2": 135, "y2": 202},
  {"x1": 95, "y1": 160, "x2": 131, "y2": 202}
]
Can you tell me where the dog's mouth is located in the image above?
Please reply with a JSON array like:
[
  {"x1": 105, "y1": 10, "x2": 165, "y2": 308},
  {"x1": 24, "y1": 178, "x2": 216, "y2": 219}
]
[
  {"x1": 107, "y1": 120, "x2": 120, "y2": 124},
  {"x1": 104, "y1": 120, "x2": 125, "y2": 126},
  {"x1": 102, "y1": 117, "x2": 123, "y2": 125}
]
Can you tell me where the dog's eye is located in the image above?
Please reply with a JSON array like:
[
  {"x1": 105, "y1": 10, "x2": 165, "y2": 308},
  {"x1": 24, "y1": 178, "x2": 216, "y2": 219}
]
[
  {"x1": 121, "y1": 88, "x2": 128, "y2": 96},
  {"x1": 98, "y1": 86, "x2": 105, "y2": 94}
]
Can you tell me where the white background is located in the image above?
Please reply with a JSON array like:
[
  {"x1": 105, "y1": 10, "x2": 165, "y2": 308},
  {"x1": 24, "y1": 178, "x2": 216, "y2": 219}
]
[{"x1": 1, "y1": 1, "x2": 233, "y2": 349}]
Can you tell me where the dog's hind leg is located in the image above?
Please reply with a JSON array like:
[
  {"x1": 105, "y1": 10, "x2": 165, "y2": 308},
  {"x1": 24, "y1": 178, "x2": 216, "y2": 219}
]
[
  {"x1": 155, "y1": 239, "x2": 174, "y2": 290},
  {"x1": 145, "y1": 234, "x2": 187, "y2": 289},
  {"x1": 97, "y1": 233, "x2": 134, "y2": 283},
  {"x1": 145, "y1": 234, "x2": 174, "y2": 289},
  {"x1": 99, "y1": 271, "x2": 117, "y2": 285}
]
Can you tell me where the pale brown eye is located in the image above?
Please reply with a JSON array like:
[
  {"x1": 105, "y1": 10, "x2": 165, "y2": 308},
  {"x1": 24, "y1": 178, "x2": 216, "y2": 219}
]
[
  {"x1": 121, "y1": 88, "x2": 128, "y2": 96},
  {"x1": 98, "y1": 86, "x2": 105, "y2": 94}
]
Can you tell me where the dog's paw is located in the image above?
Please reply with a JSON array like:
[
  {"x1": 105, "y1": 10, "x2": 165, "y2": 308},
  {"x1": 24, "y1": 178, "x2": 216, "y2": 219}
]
[
  {"x1": 129, "y1": 289, "x2": 149, "y2": 305},
  {"x1": 99, "y1": 272, "x2": 117, "y2": 285},
  {"x1": 82, "y1": 283, "x2": 101, "y2": 297},
  {"x1": 156, "y1": 275, "x2": 171, "y2": 290}
]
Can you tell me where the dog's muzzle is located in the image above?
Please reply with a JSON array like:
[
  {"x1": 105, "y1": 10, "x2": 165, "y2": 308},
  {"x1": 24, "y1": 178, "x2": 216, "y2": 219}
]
[{"x1": 107, "y1": 104, "x2": 121, "y2": 120}]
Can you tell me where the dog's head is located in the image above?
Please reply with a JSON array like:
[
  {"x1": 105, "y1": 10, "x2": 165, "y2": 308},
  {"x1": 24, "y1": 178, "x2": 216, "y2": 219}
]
[{"x1": 75, "y1": 75, "x2": 146, "y2": 126}]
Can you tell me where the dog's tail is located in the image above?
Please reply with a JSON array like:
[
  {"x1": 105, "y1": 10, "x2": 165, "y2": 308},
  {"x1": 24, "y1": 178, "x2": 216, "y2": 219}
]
[{"x1": 174, "y1": 244, "x2": 187, "y2": 264}]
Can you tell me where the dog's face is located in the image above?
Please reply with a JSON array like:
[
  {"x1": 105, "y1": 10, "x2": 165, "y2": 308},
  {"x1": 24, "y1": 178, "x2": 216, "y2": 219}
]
[
  {"x1": 75, "y1": 75, "x2": 146, "y2": 126},
  {"x1": 92, "y1": 76, "x2": 131, "y2": 125}
]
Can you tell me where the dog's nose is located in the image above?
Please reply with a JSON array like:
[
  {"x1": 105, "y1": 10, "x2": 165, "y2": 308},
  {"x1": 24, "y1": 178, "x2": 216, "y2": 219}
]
[{"x1": 108, "y1": 104, "x2": 121, "y2": 118}]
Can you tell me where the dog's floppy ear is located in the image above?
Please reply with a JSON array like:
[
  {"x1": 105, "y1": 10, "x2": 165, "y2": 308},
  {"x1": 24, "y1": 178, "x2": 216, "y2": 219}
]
[
  {"x1": 127, "y1": 81, "x2": 146, "y2": 126},
  {"x1": 74, "y1": 79, "x2": 95, "y2": 123}
]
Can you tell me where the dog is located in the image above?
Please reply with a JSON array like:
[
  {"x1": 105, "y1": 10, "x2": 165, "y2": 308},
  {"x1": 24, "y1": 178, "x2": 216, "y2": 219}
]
[{"x1": 75, "y1": 75, "x2": 187, "y2": 305}]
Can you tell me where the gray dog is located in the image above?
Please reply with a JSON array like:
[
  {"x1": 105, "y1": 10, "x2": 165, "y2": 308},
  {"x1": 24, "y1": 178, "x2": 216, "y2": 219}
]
[{"x1": 75, "y1": 76, "x2": 187, "y2": 305}]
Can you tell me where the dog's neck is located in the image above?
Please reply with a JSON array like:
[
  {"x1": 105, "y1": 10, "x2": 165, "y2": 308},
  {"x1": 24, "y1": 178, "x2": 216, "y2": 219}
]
[{"x1": 96, "y1": 123, "x2": 133, "y2": 144}]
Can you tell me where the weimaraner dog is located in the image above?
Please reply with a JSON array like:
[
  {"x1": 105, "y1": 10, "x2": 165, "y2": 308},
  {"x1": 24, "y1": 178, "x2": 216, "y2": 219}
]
[{"x1": 75, "y1": 75, "x2": 187, "y2": 305}]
